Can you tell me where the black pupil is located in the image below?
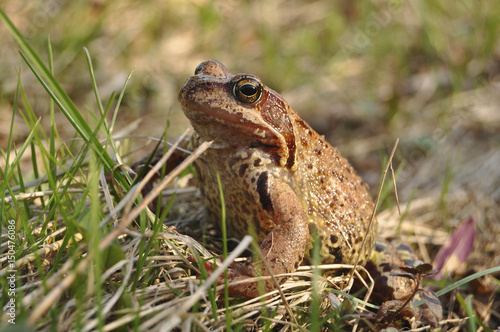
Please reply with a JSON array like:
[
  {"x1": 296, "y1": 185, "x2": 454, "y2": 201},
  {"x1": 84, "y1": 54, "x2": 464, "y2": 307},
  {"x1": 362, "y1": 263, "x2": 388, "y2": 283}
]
[{"x1": 240, "y1": 84, "x2": 257, "y2": 96}]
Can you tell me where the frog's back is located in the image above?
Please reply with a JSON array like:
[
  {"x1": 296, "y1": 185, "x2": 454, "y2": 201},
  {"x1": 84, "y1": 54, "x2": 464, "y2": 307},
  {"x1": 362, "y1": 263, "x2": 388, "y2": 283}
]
[{"x1": 290, "y1": 118, "x2": 377, "y2": 265}]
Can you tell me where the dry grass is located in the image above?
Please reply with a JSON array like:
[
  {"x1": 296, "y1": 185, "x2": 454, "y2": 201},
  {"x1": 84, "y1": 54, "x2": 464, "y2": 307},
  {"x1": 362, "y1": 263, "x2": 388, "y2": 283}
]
[{"x1": 1, "y1": 0, "x2": 500, "y2": 331}]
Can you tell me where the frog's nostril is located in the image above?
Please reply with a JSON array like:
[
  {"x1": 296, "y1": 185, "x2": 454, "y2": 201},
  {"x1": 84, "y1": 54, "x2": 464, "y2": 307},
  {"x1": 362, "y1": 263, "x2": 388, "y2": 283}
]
[
  {"x1": 194, "y1": 60, "x2": 230, "y2": 78},
  {"x1": 194, "y1": 63, "x2": 204, "y2": 75}
]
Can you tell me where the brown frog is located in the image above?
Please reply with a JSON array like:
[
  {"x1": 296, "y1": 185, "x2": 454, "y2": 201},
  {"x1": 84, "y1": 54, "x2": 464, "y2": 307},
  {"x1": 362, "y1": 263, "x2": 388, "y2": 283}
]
[{"x1": 178, "y1": 59, "x2": 377, "y2": 298}]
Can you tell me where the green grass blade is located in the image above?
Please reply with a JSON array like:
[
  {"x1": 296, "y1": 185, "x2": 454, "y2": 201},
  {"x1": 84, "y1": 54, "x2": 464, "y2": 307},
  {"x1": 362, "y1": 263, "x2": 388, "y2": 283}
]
[
  {"x1": 111, "y1": 69, "x2": 134, "y2": 134},
  {"x1": 110, "y1": 69, "x2": 135, "y2": 165},
  {"x1": 48, "y1": 36, "x2": 57, "y2": 215},
  {"x1": 2, "y1": 120, "x2": 41, "y2": 187},
  {"x1": 0, "y1": 9, "x2": 128, "y2": 188},
  {"x1": 435, "y1": 265, "x2": 500, "y2": 297},
  {"x1": 84, "y1": 47, "x2": 106, "y2": 123},
  {"x1": 456, "y1": 293, "x2": 477, "y2": 332},
  {"x1": 0, "y1": 74, "x2": 21, "y2": 231},
  {"x1": 216, "y1": 173, "x2": 228, "y2": 326}
]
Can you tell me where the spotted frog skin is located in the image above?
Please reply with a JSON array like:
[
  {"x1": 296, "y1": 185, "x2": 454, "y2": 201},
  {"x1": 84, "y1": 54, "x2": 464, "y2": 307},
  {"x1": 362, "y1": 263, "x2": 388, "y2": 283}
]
[{"x1": 178, "y1": 60, "x2": 377, "y2": 298}]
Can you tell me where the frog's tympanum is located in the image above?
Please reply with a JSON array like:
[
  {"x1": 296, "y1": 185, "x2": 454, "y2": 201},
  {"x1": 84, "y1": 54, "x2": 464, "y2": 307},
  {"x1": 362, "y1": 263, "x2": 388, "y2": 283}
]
[{"x1": 178, "y1": 59, "x2": 378, "y2": 298}]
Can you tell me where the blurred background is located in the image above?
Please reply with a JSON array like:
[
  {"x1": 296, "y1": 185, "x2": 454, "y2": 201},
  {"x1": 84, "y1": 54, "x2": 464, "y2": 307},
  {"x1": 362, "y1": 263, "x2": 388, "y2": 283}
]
[{"x1": 1, "y1": 0, "x2": 500, "y2": 205}]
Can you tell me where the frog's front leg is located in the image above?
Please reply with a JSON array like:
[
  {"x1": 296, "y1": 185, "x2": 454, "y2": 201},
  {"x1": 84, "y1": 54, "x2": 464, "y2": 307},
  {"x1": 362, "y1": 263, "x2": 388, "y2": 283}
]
[{"x1": 220, "y1": 173, "x2": 310, "y2": 298}]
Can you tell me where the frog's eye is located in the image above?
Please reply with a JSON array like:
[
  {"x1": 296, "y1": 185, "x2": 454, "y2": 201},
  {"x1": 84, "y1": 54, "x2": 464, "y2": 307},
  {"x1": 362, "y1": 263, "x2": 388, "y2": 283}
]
[{"x1": 233, "y1": 78, "x2": 263, "y2": 104}]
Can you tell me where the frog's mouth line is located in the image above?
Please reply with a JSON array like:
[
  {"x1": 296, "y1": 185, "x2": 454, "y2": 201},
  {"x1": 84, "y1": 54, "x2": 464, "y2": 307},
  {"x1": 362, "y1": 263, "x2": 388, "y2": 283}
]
[
  {"x1": 249, "y1": 142, "x2": 280, "y2": 149},
  {"x1": 179, "y1": 99, "x2": 271, "y2": 136}
]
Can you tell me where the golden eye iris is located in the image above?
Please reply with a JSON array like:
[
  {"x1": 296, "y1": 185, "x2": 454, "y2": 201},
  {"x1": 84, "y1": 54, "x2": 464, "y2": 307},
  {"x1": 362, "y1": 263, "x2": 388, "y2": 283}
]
[{"x1": 233, "y1": 78, "x2": 263, "y2": 104}]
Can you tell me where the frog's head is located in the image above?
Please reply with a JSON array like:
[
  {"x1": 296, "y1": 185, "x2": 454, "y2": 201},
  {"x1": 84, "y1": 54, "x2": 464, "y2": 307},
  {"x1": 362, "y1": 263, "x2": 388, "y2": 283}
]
[{"x1": 178, "y1": 59, "x2": 298, "y2": 169}]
